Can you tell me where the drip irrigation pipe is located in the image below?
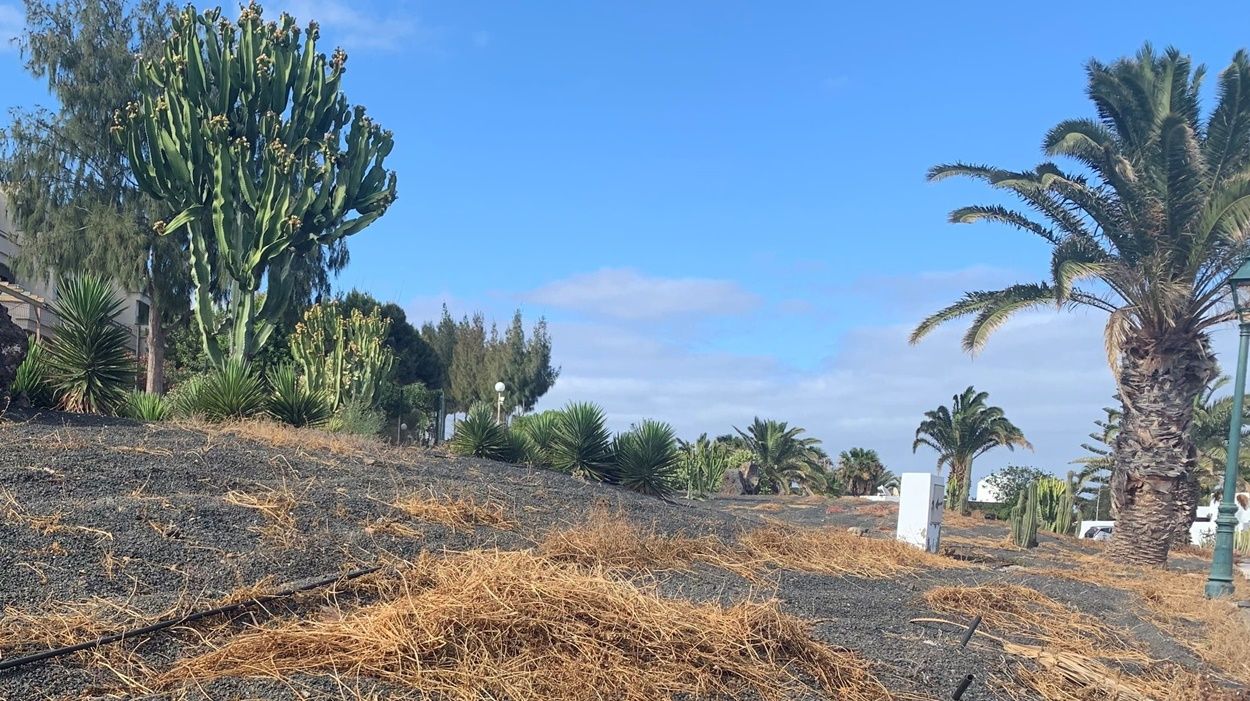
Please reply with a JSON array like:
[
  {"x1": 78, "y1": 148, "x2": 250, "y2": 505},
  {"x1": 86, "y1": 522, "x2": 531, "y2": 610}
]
[{"x1": 0, "y1": 565, "x2": 381, "y2": 673}]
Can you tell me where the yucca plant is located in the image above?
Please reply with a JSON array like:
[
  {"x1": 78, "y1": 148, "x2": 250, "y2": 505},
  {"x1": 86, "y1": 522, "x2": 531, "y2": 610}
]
[
  {"x1": 614, "y1": 420, "x2": 680, "y2": 497},
  {"x1": 550, "y1": 402, "x2": 615, "y2": 481},
  {"x1": 266, "y1": 364, "x2": 331, "y2": 428},
  {"x1": 194, "y1": 360, "x2": 266, "y2": 421},
  {"x1": 511, "y1": 411, "x2": 561, "y2": 467},
  {"x1": 12, "y1": 338, "x2": 55, "y2": 408},
  {"x1": 505, "y1": 430, "x2": 538, "y2": 465},
  {"x1": 45, "y1": 273, "x2": 135, "y2": 413},
  {"x1": 450, "y1": 403, "x2": 510, "y2": 460},
  {"x1": 167, "y1": 375, "x2": 206, "y2": 418},
  {"x1": 120, "y1": 390, "x2": 171, "y2": 421}
]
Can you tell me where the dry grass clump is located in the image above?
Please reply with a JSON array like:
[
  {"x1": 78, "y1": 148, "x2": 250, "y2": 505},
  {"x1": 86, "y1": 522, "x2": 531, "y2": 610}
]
[
  {"x1": 737, "y1": 525, "x2": 969, "y2": 578},
  {"x1": 538, "y1": 509, "x2": 721, "y2": 571},
  {"x1": 391, "y1": 491, "x2": 511, "y2": 531},
  {"x1": 0, "y1": 597, "x2": 166, "y2": 651},
  {"x1": 223, "y1": 484, "x2": 299, "y2": 542},
  {"x1": 165, "y1": 550, "x2": 890, "y2": 701},
  {"x1": 196, "y1": 418, "x2": 386, "y2": 458},
  {"x1": 922, "y1": 583, "x2": 1140, "y2": 658}
]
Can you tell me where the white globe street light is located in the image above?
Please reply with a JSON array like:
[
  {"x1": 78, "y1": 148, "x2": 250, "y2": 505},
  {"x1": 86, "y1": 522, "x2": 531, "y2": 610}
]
[{"x1": 494, "y1": 381, "x2": 506, "y2": 424}]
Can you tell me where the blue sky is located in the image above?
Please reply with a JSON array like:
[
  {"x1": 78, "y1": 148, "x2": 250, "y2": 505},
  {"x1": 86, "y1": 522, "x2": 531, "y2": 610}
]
[{"x1": 2, "y1": 1, "x2": 1249, "y2": 483}]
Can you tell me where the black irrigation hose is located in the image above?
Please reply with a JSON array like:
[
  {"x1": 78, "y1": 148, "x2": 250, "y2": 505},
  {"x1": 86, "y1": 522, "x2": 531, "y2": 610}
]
[{"x1": 0, "y1": 565, "x2": 381, "y2": 673}]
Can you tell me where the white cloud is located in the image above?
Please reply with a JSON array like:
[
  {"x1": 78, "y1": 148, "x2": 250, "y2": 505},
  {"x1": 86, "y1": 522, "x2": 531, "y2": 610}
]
[
  {"x1": 536, "y1": 308, "x2": 1119, "y2": 486},
  {"x1": 524, "y1": 268, "x2": 760, "y2": 321},
  {"x1": 0, "y1": 3, "x2": 23, "y2": 52},
  {"x1": 275, "y1": 0, "x2": 422, "y2": 52}
]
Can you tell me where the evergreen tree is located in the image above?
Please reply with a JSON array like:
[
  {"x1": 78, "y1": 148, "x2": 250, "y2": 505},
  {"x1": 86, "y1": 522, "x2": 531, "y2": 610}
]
[
  {"x1": 1, "y1": 0, "x2": 181, "y2": 392},
  {"x1": 448, "y1": 313, "x2": 487, "y2": 413},
  {"x1": 420, "y1": 305, "x2": 457, "y2": 394}
]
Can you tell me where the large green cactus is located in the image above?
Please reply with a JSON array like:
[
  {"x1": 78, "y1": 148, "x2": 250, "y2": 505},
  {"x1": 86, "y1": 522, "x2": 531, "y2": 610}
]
[
  {"x1": 1009, "y1": 481, "x2": 1039, "y2": 548},
  {"x1": 1036, "y1": 477, "x2": 1075, "y2": 535},
  {"x1": 290, "y1": 302, "x2": 392, "y2": 411},
  {"x1": 114, "y1": 3, "x2": 398, "y2": 365}
]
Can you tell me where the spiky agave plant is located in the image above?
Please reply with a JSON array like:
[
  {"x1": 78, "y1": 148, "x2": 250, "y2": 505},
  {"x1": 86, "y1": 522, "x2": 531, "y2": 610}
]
[
  {"x1": 195, "y1": 360, "x2": 266, "y2": 421},
  {"x1": 45, "y1": 273, "x2": 135, "y2": 413},
  {"x1": 614, "y1": 420, "x2": 680, "y2": 497},
  {"x1": 550, "y1": 402, "x2": 615, "y2": 481},
  {"x1": 12, "y1": 338, "x2": 55, "y2": 408},
  {"x1": 511, "y1": 410, "x2": 561, "y2": 467},
  {"x1": 266, "y1": 364, "x2": 331, "y2": 428},
  {"x1": 120, "y1": 390, "x2": 171, "y2": 421},
  {"x1": 449, "y1": 403, "x2": 509, "y2": 460}
]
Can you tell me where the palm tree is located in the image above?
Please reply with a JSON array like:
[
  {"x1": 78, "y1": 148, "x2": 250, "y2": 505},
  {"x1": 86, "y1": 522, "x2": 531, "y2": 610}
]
[
  {"x1": 1071, "y1": 404, "x2": 1121, "y2": 521},
  {"x1": 733, "y1": 417, "x2": 827, "y2": 494},
  {"x1": 835, "y1": 448, "x2": 890, "y2": 496},
  {"x1": 911, "y1": 46, "x2": 1250, "y2": 565},
  {"x1": 913, "y1": 387, "x2": 1031, "y2": 516},
  {"x1": 1190, "y1": 375, "x2": 1250, "y2": 494}
]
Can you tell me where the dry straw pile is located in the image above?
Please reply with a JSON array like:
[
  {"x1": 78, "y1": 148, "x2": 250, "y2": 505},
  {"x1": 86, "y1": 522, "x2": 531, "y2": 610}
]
[
  {"x1": 538, "y1": 509, "x2": 722, "y2": 571},
  {"x1": 390, "y1": 491, "x2": 512, "y2": 531},
  {"x1": 165, "y1": 550, "x2": 890, "y2": 701}
]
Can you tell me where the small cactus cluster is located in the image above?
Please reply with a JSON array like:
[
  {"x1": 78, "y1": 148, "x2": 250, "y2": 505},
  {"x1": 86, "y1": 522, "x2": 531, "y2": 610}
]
[
  {"x1": 290, "y1": 303, "x2": 393, "y2": 411},
  {"x1": 1009, "y1": 481, "x2": 1039, "y2": 548},
  {"x1": 1036, "y1": 477, "x2": 1076, "y2": 535}
]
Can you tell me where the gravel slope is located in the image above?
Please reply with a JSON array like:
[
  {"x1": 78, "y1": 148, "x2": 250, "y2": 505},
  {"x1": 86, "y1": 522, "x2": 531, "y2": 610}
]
[{"x1": 0, "y1": 411, "x2": 1239, "y2": 700}]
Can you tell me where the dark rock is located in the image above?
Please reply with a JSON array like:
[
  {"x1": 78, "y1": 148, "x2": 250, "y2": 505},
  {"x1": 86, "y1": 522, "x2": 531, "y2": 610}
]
[
  {"x1": 716, "y1": 461, "x2": 761, "y2": 495},
  {"x1": 0, "y1": 304, "x2": 28, "y2": 408}
]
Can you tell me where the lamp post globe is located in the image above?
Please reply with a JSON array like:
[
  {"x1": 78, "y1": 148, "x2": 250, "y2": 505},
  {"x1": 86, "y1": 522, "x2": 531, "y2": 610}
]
[
  {"x1": 1205, "y1": 258, "x2": 1250, "y2": 598},
  {"x1": 494, "y1": 382, "x2": 506, "y2": 424}
]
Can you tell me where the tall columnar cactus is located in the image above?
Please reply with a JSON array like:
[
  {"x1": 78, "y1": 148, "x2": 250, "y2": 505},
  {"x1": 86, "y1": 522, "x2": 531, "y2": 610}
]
[
  {"x1": 1010, "y1": 481, "x2": 1039, "y2": 548},
  {"x1": 290, "y1": 303, "x2": 392, "y2": 411},
  {"x1": 1036, "y1": 477, "x2": 1075, "y2": 535},
  {"x1": 114, "y1": 3, "x2": 398, "y2": 366}
]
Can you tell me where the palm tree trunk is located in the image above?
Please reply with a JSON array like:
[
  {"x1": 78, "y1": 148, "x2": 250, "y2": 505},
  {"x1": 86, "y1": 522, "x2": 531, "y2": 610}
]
[{"x1": 1106, "y1": 333, "x2": 1214, "y2": 565}]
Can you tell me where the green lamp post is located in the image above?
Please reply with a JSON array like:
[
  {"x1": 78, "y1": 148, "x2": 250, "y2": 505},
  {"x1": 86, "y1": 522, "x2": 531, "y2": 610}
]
[{"x1": 1205, "y1": 258, "x2": 1250, "y2": 598}]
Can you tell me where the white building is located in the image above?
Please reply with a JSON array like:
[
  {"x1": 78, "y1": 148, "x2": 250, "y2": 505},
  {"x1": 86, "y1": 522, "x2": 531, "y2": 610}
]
[
  {"x1": 0, "y1": 195, "x2": 151, "y2": 360},
  {"x1": 974, "y1": 476, "x2": 1003, "y2": 503}
]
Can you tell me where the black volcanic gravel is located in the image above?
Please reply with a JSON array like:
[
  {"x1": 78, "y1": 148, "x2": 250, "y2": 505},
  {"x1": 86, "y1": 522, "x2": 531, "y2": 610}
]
[{"x1": 0, "y1": 411, "x2": 1232, "y2": 700}]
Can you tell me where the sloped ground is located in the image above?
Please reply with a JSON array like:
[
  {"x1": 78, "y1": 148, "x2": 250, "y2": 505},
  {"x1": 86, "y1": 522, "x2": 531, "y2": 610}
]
[{"x1": 0, "y1": 411, "x2": 1247, "y2": 701}]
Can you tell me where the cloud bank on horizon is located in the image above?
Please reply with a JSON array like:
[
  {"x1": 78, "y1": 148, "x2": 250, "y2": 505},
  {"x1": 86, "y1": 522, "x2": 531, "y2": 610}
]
[{"x1": 403, "y1": 264, "x2": 1241, "y2": 487}]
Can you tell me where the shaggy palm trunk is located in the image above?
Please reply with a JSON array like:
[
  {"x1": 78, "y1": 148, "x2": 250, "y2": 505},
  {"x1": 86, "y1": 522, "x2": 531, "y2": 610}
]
[{"x1": 1106, "y1": 333, "x2": 1213, "y2": 565}]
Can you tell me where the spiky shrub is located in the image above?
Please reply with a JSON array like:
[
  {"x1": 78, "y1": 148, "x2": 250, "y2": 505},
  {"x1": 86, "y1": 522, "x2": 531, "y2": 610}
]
[
  {"x1": 290, "y1": 303, "x2": 393, "y2": 411},
  {"x1": 120, "y1": 390, "x2": 171, "y2": 421},
  {"x1": 115, "y1": 4, "x2": 398, "y2": 365},
  {"x1": 511, "y1": 411, "x2": 561, "y2": 467},
  {"x1": 195, "y1": 360, "x2": 266, "y2": 420},
  {"x1": 266, "y1": 364, "x2": 331, "y2": 428},
  {"x1": 45, "y1": 273, "x2": 135, "y2": 413},
  {"x1": 505, "y1": 430, "x2": 538, "y2": 465},
  {"x1": 168, "y1": 375, "x2": 206, "y2": 417},
  {"x1": 450, "y1": 403, "x2": 510, "y2": 460},
  {"x1": 550, "y1": 402, "x2": 615, "y2": 482},
  {"x1": 329, "y1": 398, "x2": 385, "y2": 437},
  {"x1": 613, "y1": 420, "x2": 680, "y2": 497},
  {"x1": 12, "y1": 338, "x2": 55, "y2": 408}
]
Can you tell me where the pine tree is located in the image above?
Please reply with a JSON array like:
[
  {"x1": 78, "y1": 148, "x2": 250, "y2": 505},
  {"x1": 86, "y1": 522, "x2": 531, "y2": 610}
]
[{"x1": 1, "y1": 0, "x2": 181, "y2": 392}]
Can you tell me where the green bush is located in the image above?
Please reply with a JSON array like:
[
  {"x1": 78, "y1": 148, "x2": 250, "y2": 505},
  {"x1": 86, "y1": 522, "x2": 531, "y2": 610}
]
[
  {"x1": 511, "y1": 410, "x2": 560, "y2": 467},
  {"x1": 45, "y1": 273, "x2": 135, "y2": 413},
  {"x1": 614, "y1": 419, "x2": 680, "y2": 497},
  {"x1": 677, "y1": 435, "x2": 745, "y2": 498},
  {"x1": 550, "y1": 401, "x2": 615, "y2": 481},
  {"x1": 266, "y1": 364, "x2": 331, "y2": 428},
  {"x1": 194, "y1": 360, "x2": 266, "y2": 420},
  {"x1": 167, "y1": 375, "x2": 206, "y2": 418},
  {"x1": 13, "y1": 338, "x2": 55, "y2": 408},
  {"x1": 449, "y1": 403, "x2": 510, "y2": 460},
  {"x1": 329, "y1": 399, "x2": 386, "y2": 436},
  {"x1": 120, "y1": 390, "x2": 171, "y2": 421}
]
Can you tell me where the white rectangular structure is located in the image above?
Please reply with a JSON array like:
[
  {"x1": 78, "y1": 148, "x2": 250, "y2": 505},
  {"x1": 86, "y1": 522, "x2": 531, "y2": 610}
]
[{"x1": 896, "y1": 472, "x2": 944, "y2": 553}]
